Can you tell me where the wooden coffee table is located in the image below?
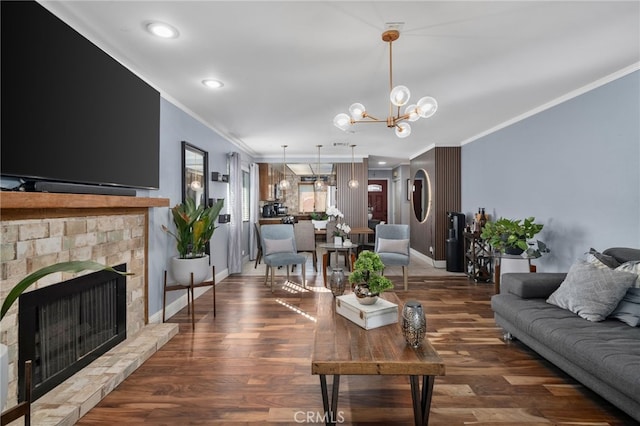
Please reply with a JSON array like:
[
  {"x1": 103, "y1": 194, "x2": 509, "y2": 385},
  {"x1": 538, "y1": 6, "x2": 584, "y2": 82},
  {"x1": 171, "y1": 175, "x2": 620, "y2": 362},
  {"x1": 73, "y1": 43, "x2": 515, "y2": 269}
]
[{"x1": 311, "y1": 292, "x2": 445, "y2": 426}]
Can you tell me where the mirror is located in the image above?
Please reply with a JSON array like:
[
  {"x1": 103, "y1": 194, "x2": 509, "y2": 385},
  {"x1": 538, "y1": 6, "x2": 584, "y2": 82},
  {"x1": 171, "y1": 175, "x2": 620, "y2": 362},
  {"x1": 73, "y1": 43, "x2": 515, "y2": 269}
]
[
  {"x1": 412, "y1": 169, "x2": 430, "y2": 222},
  {"x1": 181, "y1": 141, "x2": 209, "y2": 208}
]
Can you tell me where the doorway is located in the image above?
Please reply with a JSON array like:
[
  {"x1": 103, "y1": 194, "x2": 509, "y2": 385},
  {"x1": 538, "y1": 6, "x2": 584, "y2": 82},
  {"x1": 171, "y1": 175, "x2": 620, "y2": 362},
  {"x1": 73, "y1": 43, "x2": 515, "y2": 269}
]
[{"x1": 367, "y1": 179, "x2": 388, "y2": 223}]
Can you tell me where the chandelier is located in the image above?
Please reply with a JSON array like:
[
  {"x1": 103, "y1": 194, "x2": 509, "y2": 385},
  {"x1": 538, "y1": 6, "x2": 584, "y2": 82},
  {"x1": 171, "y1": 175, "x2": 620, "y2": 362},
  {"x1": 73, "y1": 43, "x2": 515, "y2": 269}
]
[
  {"x1": 279, "y1": 145, "x2": 290, "y2": 190},
  {"x1": 333, "y1": 29, "x2": 438, "y2": 138},
  {"x1": 348, "y1": 145, "x2": 359, "y2": 189},
  {"x1": 314, "y1": 145, "x2": 325, "y2": 190}
]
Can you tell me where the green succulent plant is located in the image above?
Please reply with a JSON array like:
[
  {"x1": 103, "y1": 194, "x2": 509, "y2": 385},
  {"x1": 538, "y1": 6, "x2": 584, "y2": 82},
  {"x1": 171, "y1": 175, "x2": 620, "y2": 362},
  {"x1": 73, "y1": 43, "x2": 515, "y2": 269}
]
[
  {"x1": 162, "y1": 198, "x2": 225, "y2": 258},
  {"x1": 348, "y1": 250, "x2": 394, "y2": 294}
]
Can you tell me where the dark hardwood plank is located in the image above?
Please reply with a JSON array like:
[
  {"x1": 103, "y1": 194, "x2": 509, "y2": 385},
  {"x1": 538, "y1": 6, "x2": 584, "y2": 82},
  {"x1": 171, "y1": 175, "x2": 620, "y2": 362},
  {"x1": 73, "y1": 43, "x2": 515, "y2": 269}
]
[{"x1": 76, "y1": 274, "x2": 636, "y2": 425}]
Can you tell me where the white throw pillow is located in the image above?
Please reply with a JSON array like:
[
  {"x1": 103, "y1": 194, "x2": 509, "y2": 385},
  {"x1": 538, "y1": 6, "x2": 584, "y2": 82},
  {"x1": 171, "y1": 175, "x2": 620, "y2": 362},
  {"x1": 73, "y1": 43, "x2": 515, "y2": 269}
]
[
  {"x1": 615, "y1": 260, "x2": 640, "y2": 288},
  {"x1": 546, "y1": 260, "x2": 637, "y2": 322},
  {"x1": 377, "y1": 238, "x2": 409, "y2": 255},
  {"x1": 264, "y1": 238, "x2": 294, "y2": 255}
]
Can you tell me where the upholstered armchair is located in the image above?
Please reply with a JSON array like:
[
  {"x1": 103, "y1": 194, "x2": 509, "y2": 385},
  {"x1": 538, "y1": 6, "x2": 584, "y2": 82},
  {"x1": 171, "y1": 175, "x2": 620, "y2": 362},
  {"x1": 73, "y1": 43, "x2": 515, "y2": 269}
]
[
  {"x1": 375, "y1": 224, "x2": 410, "y2": 290},
  {"x1": 260, "y1": 224, "x2": 306, "y2": 292}
]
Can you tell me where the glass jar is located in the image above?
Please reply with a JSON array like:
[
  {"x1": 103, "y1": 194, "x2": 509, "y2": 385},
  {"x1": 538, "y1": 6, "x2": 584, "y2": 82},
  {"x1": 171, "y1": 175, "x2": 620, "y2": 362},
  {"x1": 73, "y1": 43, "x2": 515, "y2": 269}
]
[
  {"x1": 402, "y1": 300, "x2": 426, "y2": 348},
  {"x1": 329, "y1": 268, "x2": 346, "y2": 297}
]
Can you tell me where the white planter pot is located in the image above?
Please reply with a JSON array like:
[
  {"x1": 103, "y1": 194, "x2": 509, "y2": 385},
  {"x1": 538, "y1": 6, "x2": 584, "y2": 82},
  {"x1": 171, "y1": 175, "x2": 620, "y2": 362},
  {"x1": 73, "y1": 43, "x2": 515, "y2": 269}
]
[
  {"x1": 1, "y1": 343, "x2": 7, "y2": 411},
  {"x1": 170, "y1": 255, "x2": 211, "y2": 285},
  {"x1": 312, "y1": 219, "x2": 328, "y2": 230}
]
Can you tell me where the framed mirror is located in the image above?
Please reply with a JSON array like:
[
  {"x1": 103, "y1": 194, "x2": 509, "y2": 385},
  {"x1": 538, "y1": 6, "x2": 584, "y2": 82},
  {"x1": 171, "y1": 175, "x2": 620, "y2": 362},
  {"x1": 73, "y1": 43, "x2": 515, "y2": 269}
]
[
  {"x1": 181, "y1": 141, "x2": 209, "y2": 208},
  {"x1": 412, "y1": 169, "x2": 431, "y2": 222}
]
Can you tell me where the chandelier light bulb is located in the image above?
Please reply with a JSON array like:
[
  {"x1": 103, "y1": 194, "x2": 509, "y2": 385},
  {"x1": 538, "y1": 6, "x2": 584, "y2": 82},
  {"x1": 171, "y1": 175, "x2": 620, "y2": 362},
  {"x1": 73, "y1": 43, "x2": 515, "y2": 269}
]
[
  {"x1": 416, "y1": 96, "x2": 438, "y2": 118},
  {"x1": 314, "y1": 179, "x2": 325, "y2": 190},
  {"x1": 348, "y1": 179, "x2": 360, "y2": 189},
  {"x1": 390, "y1": 85, "x2": 411, "y2": 107},
  {"x1": 349, "y1": 103, "x2": 366, "y2": 120},
  {"x1": 279, "y1": 179, "x2": 291, "y2": 190},
  {"x1": 404, "y1": 104, "x2": 419, "y2": 122},
  {"x1": 395, "y1": 122, "x2": 411, "y2": 138},
  {"x1": 333, "y1": 113, "x2": 352, "y2": 131}
]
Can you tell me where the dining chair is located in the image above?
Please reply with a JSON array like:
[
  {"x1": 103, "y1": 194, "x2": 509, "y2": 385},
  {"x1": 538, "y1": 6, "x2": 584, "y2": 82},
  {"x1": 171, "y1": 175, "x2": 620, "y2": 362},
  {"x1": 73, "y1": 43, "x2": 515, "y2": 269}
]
[
  {"x1": 294, "y1": 220, "x2": 317, "y2": 272},
  {"x1": 375, "y1": 224, "x2": 410, "y2": 290},
  {"x1": 254, "y1": 222, "x2": 263, "y2": 268},
  {"x1": 260, "y1": 224, "x2": 306, "y2": 292}
]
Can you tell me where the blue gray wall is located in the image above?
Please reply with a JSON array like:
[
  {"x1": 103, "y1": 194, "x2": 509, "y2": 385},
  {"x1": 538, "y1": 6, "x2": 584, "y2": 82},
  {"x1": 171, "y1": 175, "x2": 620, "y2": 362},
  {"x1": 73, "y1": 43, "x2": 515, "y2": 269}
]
[
  {"x1": 139, "y1": 98, "x2": 253, "y2": 319},
  {"x1": 462, "y1": 71, "x2": 640, "y2": 272}
]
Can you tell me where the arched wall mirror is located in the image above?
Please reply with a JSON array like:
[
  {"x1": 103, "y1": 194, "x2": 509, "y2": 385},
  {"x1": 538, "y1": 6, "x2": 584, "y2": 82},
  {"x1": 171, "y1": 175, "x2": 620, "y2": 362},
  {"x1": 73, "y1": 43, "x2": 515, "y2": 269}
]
[
  {"x1": 181, "y1": 141, "x2": 208, "y2": 208},
  {"x1": 412, "y1": 169, "x2": 431, "y2": 222}
]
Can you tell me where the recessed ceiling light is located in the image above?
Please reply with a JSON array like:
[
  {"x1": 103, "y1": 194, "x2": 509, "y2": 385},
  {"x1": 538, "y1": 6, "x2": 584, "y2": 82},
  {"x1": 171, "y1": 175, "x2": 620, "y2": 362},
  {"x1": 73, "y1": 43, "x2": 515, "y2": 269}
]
[
  {"x1": 146, "y1": 22, "x2": 179, "y2": 39},
  {"x1": 378, "y1": 161, "x2": 387, "y2": 165},
  {"x1": 202, "y1": 79, "x2": 224, "y2": 89}
]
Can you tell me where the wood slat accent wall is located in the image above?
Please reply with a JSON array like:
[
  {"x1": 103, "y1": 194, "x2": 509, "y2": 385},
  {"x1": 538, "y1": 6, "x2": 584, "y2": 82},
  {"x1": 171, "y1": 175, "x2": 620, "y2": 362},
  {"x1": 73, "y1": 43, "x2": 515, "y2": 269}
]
[
  {"x1": 410, "y1": 147, "x2": 461, "y2": 261},
  {"x1": 335, "y1": 158, "x2": 368, "y2": 228}
]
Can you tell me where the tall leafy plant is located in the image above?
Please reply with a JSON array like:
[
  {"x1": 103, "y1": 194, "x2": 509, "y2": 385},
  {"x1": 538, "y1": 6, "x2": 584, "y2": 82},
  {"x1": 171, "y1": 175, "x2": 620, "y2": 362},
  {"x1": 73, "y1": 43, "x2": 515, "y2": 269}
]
[
  {"x1": 1, "y1": 261, "x2": 131, "y2": 321},
  {"x1": 162, "y1": 198, "x2": 225, "y2": 258}
]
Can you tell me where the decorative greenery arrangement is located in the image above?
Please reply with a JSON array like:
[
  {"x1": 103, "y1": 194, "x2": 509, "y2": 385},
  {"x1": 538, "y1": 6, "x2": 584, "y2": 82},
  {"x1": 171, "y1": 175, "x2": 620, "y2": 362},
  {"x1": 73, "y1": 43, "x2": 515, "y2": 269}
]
[
  {"x1": 348, "y1": 250, "x2": 394, "y2": 294},
  {"x1": 162, "y1": 198, "x2": 225, "y2": 258},
  {"x1": 1, "y1": 261, "x2": 131, "y2": 321},
  {"x1": 310, "y1": 212, "x2": 328, "y2": 221},
  {"x1": 480, "y1": 217, "x2": 549, "y2": 257}
]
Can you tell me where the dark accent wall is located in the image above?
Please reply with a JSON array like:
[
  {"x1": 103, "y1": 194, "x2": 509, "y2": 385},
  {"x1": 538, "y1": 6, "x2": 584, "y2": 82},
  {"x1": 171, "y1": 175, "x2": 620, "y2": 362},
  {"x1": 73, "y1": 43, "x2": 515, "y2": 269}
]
[{"x1": 411, "y1": 147, "x2": 461, "y2": 260}]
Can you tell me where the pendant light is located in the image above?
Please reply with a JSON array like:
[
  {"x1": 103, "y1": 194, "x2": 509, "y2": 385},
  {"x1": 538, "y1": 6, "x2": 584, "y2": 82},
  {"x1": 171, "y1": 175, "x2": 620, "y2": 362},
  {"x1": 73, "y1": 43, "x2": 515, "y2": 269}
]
[
  {"x1": 314, "y1": 145, "x2": 325, "y2": 190},
  {"x1": 348, "y1": 145, "x2": 359, "y2": 189},
  {"x1": 279, "y1": 145, "x2": 291, "y2": 190}
]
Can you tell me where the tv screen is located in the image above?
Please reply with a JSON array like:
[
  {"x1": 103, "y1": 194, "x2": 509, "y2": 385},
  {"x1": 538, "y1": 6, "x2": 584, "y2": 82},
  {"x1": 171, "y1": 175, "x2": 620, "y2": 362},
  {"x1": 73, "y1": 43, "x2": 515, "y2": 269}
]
[{"x1": 1, "y1": 1, "x2": 160, "y2": 191}]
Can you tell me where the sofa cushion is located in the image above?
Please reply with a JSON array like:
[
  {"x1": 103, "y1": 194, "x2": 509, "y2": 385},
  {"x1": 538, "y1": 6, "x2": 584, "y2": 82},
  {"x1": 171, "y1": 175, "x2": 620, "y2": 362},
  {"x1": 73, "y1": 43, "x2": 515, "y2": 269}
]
[
  {"x1": 603, "y1": 247, "x2": 640, "y2": 264},
  {"x1": 546, "y1": 260, "x2": 636, "y2": 321},
  {"x1": 587, "y1": 247, "x2": 621, "y2": 269},
  {"x1": 501, "y1": 273, "x2": 566, "y2": 298},
  {"x1": 609, "y1": 288, "x2": 640, "y2": 327},
  {"x1": 615, "y1": 260, "x2": 640, "y2": 288}
]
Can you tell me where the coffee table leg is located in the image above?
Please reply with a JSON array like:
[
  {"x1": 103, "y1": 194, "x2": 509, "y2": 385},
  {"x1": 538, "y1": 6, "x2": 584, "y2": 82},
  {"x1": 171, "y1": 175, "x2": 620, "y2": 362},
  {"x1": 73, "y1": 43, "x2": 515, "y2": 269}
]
[
  {"x1": 319, "y1": 374, "x2": 341, "y2": 426},
  {"x1": 410, "y1": 375, "x2": 435, "y2": 426}
]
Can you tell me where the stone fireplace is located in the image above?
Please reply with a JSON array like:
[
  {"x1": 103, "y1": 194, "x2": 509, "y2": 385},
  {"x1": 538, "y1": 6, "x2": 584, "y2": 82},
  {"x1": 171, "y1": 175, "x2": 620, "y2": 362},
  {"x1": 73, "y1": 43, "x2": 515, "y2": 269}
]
[{"x1": 0, "y1": 192, "x2": 175, "y2": 424}]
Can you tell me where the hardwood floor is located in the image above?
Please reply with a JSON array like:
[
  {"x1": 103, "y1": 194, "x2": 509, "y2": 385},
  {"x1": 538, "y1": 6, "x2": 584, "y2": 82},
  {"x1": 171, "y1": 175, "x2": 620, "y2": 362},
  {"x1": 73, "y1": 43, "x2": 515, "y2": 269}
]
[{"x1": 76, "y1": 272, "x2": 636, "y2": 425}]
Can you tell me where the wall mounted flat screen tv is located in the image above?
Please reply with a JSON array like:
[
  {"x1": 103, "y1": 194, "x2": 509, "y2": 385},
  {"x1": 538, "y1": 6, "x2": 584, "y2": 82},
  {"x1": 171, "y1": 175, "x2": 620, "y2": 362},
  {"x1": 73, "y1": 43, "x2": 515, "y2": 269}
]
[{"x1": 1, "y1": 1, "x2": 160, "y2": 191}]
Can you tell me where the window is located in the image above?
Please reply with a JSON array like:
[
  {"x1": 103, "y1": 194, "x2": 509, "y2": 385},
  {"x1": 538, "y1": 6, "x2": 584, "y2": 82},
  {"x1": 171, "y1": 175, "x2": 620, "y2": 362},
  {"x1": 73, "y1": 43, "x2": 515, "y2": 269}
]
[
  {"x1": 298, "y1": 183, "x2": 328, "y2": 212},
  {"x1": 242, "y1": 170, "x2": 250, "y2": 221}
]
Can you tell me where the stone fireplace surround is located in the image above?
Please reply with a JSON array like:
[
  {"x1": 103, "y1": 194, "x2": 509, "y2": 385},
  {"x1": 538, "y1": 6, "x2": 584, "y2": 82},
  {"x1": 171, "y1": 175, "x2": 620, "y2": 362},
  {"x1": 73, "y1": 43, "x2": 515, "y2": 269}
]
[{"x1": 0, "y1": 192, "x2": 177, "y2": 425}]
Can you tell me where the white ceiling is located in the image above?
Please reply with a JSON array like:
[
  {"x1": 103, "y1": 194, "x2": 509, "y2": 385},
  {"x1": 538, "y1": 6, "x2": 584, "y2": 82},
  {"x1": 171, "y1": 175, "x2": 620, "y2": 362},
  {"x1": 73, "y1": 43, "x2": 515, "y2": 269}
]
[{"x1": 41, "y1": 1, "x2": 640, "y2": 170}]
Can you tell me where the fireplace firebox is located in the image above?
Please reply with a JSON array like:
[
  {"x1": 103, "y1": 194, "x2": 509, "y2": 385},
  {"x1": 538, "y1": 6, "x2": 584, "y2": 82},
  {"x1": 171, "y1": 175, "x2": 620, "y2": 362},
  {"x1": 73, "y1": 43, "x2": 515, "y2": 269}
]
[{"x1": 18, "y1": 264, "x2": 127, "y2": 401}]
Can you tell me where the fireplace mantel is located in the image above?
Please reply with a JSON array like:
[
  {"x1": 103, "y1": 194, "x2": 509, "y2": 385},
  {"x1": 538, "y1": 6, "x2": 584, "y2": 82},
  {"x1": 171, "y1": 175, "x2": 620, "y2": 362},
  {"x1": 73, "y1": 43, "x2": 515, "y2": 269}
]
[{"x1": 1, "y1": 192, "x2": 169, "y2": 210}]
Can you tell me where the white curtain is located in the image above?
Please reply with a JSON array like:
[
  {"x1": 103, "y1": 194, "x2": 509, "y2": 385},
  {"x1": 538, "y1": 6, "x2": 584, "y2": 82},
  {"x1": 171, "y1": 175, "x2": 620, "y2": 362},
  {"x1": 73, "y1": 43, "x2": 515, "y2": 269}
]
[
  {"x1": 249, "y1": 162, "x2": 260, "y2": 261},
  {"x1": 227, "y1": 152, "x2": 242, "y2": 274}
]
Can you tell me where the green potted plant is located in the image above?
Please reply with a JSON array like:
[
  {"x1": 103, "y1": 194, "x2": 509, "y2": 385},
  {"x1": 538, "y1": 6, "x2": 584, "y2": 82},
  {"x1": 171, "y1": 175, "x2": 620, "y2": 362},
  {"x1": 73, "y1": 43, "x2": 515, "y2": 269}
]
[
  {"x1": 348, "y1": 250, "x2": 394, "y2": 305},
  {"x1": 162, "y1": 198, "x2": 225, "y2": 284},
  {"x1": 310, "y1": 211, "x2": 329, "y2": 230},
  {"x1": 480, "y1": 217, "x2": 549, "y2": 257}
]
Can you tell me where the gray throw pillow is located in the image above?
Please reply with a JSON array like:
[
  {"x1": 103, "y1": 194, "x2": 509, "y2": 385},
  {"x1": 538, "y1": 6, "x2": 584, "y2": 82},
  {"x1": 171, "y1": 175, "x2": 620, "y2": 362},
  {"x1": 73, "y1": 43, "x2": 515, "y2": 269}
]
[
  {"x1": 377, "y1": 238, "x2": 409, "y2": 255},
  {"x1": 264, "y1": 238, "x2": 294, "y2": 255},
  {"x1": 546, "y1": 260, "x2": 636, "y2": 322},
  {"x1": 586, "y1": 248, "x2": 621, "y2": 268},
  {"x1": 609, "y1": 288, "x2": 640, "y2": 327},
  {"x1": 615, "y1": 260, "x2": 640, "y2": 288}
]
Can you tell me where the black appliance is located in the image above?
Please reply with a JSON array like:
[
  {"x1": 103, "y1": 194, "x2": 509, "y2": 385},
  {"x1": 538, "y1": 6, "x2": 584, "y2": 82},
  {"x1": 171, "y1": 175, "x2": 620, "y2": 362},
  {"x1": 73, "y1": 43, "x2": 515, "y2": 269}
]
[
  {"x1": 262, "y1": 204, "x2": 275, "y2": 218},
  {"x1": 272, "y1": 202, "x2": 288, "y2": 216},
  {"x1": 446, "y1": 212, "x2": 466, "y2": 272}
]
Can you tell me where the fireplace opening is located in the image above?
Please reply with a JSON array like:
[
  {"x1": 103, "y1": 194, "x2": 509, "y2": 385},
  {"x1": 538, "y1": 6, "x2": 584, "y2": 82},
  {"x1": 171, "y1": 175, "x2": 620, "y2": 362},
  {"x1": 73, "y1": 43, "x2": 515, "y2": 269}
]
[{"x1": 18, "y1": 263, "x2": 127, "y2": 401}]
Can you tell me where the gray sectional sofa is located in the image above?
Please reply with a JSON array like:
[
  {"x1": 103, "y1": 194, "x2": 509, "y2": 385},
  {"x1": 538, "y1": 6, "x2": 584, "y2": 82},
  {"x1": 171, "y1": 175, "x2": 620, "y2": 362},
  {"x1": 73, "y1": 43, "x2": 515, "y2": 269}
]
[{"x1": 491, "y1": 248, "x2": 640, "y2": 422}]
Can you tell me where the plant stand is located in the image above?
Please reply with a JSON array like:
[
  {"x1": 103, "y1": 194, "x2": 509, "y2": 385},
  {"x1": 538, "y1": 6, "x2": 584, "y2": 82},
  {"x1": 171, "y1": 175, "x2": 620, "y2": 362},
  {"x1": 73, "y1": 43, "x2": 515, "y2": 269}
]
[{"x1": 162, "y1": 266, "x2": 216, "y2": 330}]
